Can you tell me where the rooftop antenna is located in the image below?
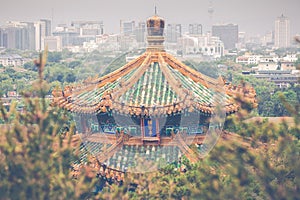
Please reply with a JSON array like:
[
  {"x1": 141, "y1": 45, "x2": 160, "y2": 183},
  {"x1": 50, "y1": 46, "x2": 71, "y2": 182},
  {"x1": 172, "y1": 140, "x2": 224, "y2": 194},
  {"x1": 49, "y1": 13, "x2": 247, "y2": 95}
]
[
  {"x1": 208, "y1": 0, "x2": 214, "y2": 33},
  {"x1": 51, "y1": 8, "x2": 54, "y2": 33},
  {"x1": 208, "y1": 0, "x2": 214, "y2": 20}
]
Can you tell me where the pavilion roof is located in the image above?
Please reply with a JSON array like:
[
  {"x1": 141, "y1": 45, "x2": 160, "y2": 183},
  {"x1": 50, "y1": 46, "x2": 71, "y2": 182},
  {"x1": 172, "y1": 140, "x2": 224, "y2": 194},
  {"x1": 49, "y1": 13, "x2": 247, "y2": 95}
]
[{"x1": 52, "y1": 51, "x2": 256, "y2": 116}]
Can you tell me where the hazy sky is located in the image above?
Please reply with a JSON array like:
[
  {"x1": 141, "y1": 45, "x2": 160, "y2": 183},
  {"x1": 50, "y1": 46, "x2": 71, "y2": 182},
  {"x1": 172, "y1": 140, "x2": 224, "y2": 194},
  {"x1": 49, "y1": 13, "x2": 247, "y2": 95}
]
[{"x1": 0, "y1": 0, "x2": 299, "y2": 36}]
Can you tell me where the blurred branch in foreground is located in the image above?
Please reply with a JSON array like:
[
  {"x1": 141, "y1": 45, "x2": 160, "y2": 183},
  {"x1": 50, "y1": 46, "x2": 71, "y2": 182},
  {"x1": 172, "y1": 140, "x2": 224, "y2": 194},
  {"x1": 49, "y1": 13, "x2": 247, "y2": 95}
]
[{"x1": 0, "y1": 50, "x2": 97, "y2": 199}]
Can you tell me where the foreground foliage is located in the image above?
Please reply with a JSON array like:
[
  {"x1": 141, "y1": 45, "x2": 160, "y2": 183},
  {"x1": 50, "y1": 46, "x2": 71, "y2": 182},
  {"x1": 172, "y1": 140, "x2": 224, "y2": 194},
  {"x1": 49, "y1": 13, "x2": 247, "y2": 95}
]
[
  {"x1": 0, "y1": 51, "x2": 299, "y2": 199},
  {"x1": 0, "y1": 52, "x2": 97, "y2": 199},
  {"x1": 97, "y1": 115, "x2": 299, "y2": 200}
]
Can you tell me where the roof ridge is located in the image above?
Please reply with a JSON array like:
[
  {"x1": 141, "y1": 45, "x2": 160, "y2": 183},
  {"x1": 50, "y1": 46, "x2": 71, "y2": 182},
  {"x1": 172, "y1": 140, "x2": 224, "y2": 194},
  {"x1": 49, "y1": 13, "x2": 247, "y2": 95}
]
[
  {"x1": 68, "y1": 52, "x2": 148, "y2": 97},
  {"x1": 111, "y1": 52, "x2": 153, "y2": 101},
  {"x1": 157, "y1": 53, "x2": 191, "y2": 103},
  {"x1": 163, "y1": 52, "x2": 223, "y2": 87}
]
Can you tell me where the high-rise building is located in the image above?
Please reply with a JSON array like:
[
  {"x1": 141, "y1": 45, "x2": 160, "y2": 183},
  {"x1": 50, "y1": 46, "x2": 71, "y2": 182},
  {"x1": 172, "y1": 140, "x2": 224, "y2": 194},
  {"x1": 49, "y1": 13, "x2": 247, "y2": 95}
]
[
  {"x1": 166, "y1": 24, "x2": 181, "y2": 43},
  {"x1": 0, "y1": 21, "x2": 36, "y2": 50},
  {"x1": 40, "y1": 19, "x2": 52, "y2": 36},
  {"x1": 120, "y1": 20, "x2": 135, "y2": 36},
  {"x1": 52, "y1": 25, "x2": 80, "y2": 47},
  {"x1": 188, "y1": 24, "x2": 202, "y2": 35},
  {"x1": 212, "y1": 24, "x2": 238, "y2": 50},
  {"x1": 26, "y1": 22, "x2": 36, "y2": 50},
  {"x1": 35, "y1": 19, "x2": 52, "y2": 51},
  {"x1": 0, "y1": 29, "x2": 4, "y2": 47},
  {"x1": 0, "y1": 27, "x2": 16, "y2": 49},
  {"x1": 71, "y1": 21, "x2": 104, "y2": 36},
  {"x1": 274, "y1": 14, "x2": 290, "y2": 48},
  {"x1": 135, "y1": 22, "x2": 146, "y2": 43}
]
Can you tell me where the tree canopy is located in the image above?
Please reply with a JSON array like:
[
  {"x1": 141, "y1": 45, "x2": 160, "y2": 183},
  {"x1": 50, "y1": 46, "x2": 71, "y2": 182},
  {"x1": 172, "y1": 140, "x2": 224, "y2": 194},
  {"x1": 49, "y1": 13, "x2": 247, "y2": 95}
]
[{"x1": 0, "y1": 49, "x2": 299, "y2": 199}]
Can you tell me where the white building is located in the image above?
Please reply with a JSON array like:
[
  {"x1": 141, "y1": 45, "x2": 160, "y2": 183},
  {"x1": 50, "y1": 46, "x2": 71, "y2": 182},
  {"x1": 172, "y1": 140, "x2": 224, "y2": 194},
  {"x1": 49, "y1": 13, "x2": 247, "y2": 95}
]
[
  {"x1": 35, "y1": 19, "x2": 52, "y2": 51},
  {"x1": 0, "y1": 54, "x2": 25, "y2": 67},
  {"x1": 257, "y1": 62, "x2": 278, "y2": 71},
  {"x1": 44, "y1": 36, "x2": 62, "y2": 52},
  {"x1": 274, "y1": 14, "x2": 290, "y2": 48},
  {"x1": 282, "y1": 54, "x2": 298, "y2": 62},
  {"x1": 236, "y1": 54, "x2": 261, "y2": 65},
  {"x1": 177, "y1": 33, "x2": 224, "y2": 59},
  {"x1": 82, "y1": 40, "x2": 98, "y2": 52}
]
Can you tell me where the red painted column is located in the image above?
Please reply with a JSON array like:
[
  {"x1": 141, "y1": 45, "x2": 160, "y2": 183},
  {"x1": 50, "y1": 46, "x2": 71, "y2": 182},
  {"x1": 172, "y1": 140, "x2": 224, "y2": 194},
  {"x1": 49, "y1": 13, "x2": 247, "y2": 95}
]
[
  {"x1": 156, "y1": 118, "x2": 160, "y2": 144},
  {"x1": 140, "y1": 117, "x2": 144, "y2": 138},
  {"x1": 81, "y1": 115, "x2": 87, "y2": 133}
]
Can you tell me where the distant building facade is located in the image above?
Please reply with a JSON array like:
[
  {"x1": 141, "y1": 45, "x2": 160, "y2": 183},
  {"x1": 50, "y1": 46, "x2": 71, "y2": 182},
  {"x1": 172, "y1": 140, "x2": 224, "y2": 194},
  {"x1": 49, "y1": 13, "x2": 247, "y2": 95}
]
[
  {"x1": 71, "y1": 21, "x2": 104, "y2": 36},
  {"x1": 35, "y1": 19, "x2": 52, "y2": 51},
  {"x1": 237, "y1": 52, "x2": 300, "y2": 72},
  {"x1": 0, "y1": 21, "x2": 36, "y2": 50},
  {"x1": 166, "y1": 24, "x2": 182, "y2": 43},
  {"x1": 44, "y1": 36, "x2": 62, "y2": 52},
  {"x1": 261, "y1": 31, "x2": 274, "y2": 47},
  {"x1": 0, "y1": 54, "x2": 25, "y2": 67},
  {"x1": 274, "y1": 14, "x2": 290, "y2": 48},
  {"x1": 40, "y1": 19, "x2": 51, "y2": 36},
  {"x1": 135, "y1": 22, "x2": 146, "y2": 43},
  {"x1": 238, "y1": 52, "x2": 300, "y2": 88},
  {"x1": 188, "y1": 24, "x2": 202, "y2": 35},
  {"x1": 212, "y1": 24, "x2": 238, "y2": 50},
  {"x1": 53, "y1": 25, "x2": 81, "y2": 47},
  {"x1": 236, "y1": 55, "x2": 262, "y2": 65},
  {"x1": 178, "y1": 33, "x2": 224, "y2": 59},
  {"x1": 253, "y1": 70, "x2": 299, "y2": 88},
  {"x1": 120, "y1": 20, "x2": 135, "y2": 36}
]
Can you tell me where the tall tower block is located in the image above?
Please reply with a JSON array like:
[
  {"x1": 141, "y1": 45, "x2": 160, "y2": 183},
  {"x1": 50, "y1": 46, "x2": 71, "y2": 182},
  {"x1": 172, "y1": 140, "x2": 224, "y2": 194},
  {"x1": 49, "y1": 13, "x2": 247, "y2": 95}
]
[{"x1": 274, "y1": 14, "x2": 290, "y2": 48}]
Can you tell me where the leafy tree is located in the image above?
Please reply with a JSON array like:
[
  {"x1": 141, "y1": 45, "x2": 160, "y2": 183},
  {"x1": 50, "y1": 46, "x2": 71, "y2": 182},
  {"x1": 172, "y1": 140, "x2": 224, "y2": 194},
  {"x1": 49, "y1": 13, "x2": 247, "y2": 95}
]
[
  {"x1": 65, "y1": 72, "x2": 77, "y2": 83},
  {"x1": 44, "y1": 65, "x2": 65, "y2": 83},
  {"x1": 0, "y1": 52, "x2": 97, "y2": 199},
  {"x1": 102, "y1": 53, "x2": 126, "y2": 76},
  {"x1": 68, "y1": 60, "x2": 82, "y2": 69},
  {"x1": 96, "y1": 98, "x2": 299, "y2": 199},
  {"x1": 183, "y1": 60, "x2": 219, "y2": 78},
  {"x1": 182, "y1": 60, "x2": 198, "y2": 71},
  {"x1": 5, "y1": 67, "x2": 16, "y2": 75},
  {"x1": 61, "y1": 49, "x2": 73, "y2": 59},
  {"x1": 0, "y1": 38, "x2": 299, "y2": 200},
  {"x1": 47, "y1": 52, "x2": 62, "y2": 63},
  {"x1": 24, "y1": 61, "x2": 37, "y2": 71},
  {"x1": 15, "y1": 79, "x2": 28, "y2": 93},
  {"x1": 0, "y1": 73, "x2": 10, "y2": 82},
  {"x1": 0, "y1": 79, "x2": 14, "y2": 96},
  {"x1": 49, "y1": 81, "x2": 63, "y2": 93},
  {"x1": 95, "y1": 62, "x2": 300, "y2": 198}
]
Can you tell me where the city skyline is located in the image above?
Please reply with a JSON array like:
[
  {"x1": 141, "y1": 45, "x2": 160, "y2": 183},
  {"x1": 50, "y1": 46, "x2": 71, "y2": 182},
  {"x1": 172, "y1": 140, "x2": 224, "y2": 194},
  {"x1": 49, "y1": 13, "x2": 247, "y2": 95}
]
[{"x1": 0, "y1": 0, "x2": 300, "y2": 36}]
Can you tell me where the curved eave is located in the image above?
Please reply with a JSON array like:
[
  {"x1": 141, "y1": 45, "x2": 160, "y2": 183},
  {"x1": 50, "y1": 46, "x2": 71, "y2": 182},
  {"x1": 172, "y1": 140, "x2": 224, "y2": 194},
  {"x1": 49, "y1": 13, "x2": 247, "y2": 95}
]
[
  {"x1": 51, "y1": 51, "x2": 256, "y2": 116},
  {"x1": 52, "y1": 95, "x2": 240, "y2": 116}
]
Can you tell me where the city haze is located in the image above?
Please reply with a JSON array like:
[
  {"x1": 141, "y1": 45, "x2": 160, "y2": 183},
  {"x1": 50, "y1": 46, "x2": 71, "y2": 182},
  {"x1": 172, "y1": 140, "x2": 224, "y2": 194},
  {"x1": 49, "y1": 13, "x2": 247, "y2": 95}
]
[{"x1": 0, "y1": 0, "x2": 299, "y2": 35}]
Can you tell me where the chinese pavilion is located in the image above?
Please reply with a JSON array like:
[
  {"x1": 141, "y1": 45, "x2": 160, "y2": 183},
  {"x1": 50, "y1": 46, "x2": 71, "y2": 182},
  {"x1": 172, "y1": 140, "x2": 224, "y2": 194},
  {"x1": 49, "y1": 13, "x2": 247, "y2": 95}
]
[{"x1": 52, "y1": 14, "x2": 256, "y2": 175}]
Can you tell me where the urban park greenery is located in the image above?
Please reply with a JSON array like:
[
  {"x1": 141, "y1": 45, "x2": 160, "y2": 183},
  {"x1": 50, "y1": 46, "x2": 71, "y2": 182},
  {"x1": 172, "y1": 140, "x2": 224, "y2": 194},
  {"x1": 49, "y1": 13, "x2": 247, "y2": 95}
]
[{"x1": 0, "y1": 49, "x2": 299, "y2": 199}]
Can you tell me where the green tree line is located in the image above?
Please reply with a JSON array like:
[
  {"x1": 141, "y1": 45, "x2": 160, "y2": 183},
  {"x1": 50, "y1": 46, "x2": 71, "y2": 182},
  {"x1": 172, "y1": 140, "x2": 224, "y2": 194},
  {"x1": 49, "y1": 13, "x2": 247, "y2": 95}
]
[{"x1": 0, "y1": 49, "x2": 299, "y2": 199}]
